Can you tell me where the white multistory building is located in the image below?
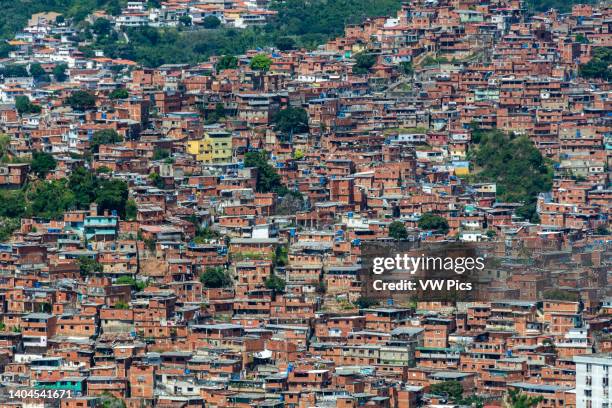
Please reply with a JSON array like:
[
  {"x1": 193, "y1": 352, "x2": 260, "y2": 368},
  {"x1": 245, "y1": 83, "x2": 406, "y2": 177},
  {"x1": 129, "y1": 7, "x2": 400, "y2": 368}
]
[{"x1": 575, "y1": 353, "x2": 612, "y2": 408}]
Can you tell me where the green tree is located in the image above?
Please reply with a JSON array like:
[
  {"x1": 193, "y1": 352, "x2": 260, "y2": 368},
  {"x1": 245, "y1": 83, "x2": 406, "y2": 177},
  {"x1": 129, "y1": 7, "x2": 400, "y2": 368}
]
[
  {"x1": 0, "y1": 65, "x2": 28, "y2": 77},
  {"x1": 470, "y1": 130, "x2": 553, "y2": 222},
  {"x1": 77, "y1": 256, "x2": 102, "y2": 276},
  {"x1": 579, "y1": 47, "x2": 612, "y2": 81},
  {"x1": 149, "y1": 172, "x2": 164, "y2": 189},
  {"x1": 200, "y1": 266, "x2": 231, "y2": 288},
  {"x1": 388, "y1": 221, "x2": 408, "y2": 240},
  {"x1": 153, "y1": 148, "x2": 170, "y2": 160},
  {"x1": 66, "y1": 90, "x2": 96, "y2": 111},
  {"x1": 92, "y1": 18, "x2": 112, "y2": 37},
  {"x1": 100, "y1": 393, "x2": 126, "y2": 408},
  {"x1": 109, "y1": 88, "x2": 129, "y2": 99},
  {"x1": 105, "y1": 0, "x2": 122, "y2": 16},
  {"x1": 504, "y1": 389, "x2": 543, "y2": 408},
  {"x1": 30, "y1": 151, "x2": 57, "y2": 179},
  {"x1": 353, "y1": 52, "x2": 376, "y2": 74},
  {"x1": 429, "y1": 381, "x2": 463, "y2": 401},
  {"x1": 193, "y1": 226, "x2": 219, "y2": 243},
  {"x1": 418, "y1": 212, "x2": 449, "y2": 234},
  {"x1": 52, "y1": 63, "x2": 68, "y2": 82},
  {"x1": 265, "y1": 274, "x2": 286, "y2": 292},
  {"x1": 575, "y1": 33, "x2": 588, "y2": 44},
  {"x1": 96, "y1": 166, "x2": 112, "y2": 174},
  {"x1": 244, "y1": 150, "x2": 291, "y2": 195},
  {"x1": 216, "y1": 55, "x2": 238, "y2": 71},
  {"x1": 68, "y1": 166, "x2": 98, "y2": 209},
  {"x1": 0, "y1": 43, "x2": 16, "y2": 58},
  {"x1": 0, "y1": 134, "x2": 10, "y2": 162},
  {"x1": 77, "y1": 0, "x2": 408, "y2": 67},
  {"x1": 273, "y1": 107, "x2": 309, "y2": 135},
  {"x1": 355, "y1": 296, "x2": 379, "y2": 309},
  {"x1": 116, "y1": 275, "x2": 147, "y2": 291},
  {"x1": 125, "y1": 199, "x2": 137, "y2": 220},
  {"x1": 29, "y1": 63, "x2": 46, "y2": 79},
  {"x1": 202, "y1": 15, "x2": 220, "y2": 29},
  {"x1": 275, "y1": 36, "x2": 296, "y2": 51},
  {"x1": 399, "y1": 61, "x2": 413, "y2": 75},
  {"x1": 15, "y1": 96, "x2": 42, "y2": 115},
  {"x1": 274, "y1": 245, "x2": 288, "y2": 266},
  {"x1": 0, "y1": 217, "x2": 20, "y2": 242},
  {"x1": 205, "y1": 103, "x2": 226, "y2": 124},
  {"x1": 96, "y1": 179, "x2": 129, "y2": 218},
  {"x1": 27, "y1": 180, "x2": 76, "y2": 219},
  {"x1": 0, "y1": 190, "x2": 26, "y2": 218},
  {"x1": 91, "y1": 129, "x2": 122, "y2": 153},
  {"x1": 527, "y1": 0, "x2": 593, "y2": 13},
  {"x1": 114, "y1": 301, "x2": 129, "y2": 310},
  {"x1": 543, "y1": 289, "x2": 580, "y2": 302},
  {"x1": 250, "y1": 54, "x2": 272, "y2": 72},
  {"x1": 179, "y1": 14, "x2": 192, "y2": 27},
  {"x1": 459, "y1": 395, "x2": 484, "y2": 408}
]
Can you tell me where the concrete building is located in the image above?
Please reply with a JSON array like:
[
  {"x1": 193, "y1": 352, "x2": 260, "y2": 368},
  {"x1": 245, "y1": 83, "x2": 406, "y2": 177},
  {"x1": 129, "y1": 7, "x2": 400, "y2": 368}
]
[{"x1": 575, "y1": 353, "x2": 612, "y2": 408}]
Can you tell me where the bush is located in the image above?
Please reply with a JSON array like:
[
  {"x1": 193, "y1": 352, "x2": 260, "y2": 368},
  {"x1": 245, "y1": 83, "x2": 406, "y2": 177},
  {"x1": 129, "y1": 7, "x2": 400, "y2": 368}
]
[
  {"x1": 30, "y1": 151, "x2": 56, "y2": 179},
  {"x1": 0, "y1": 217, "x2": 21, "y2": 242},
  {"x1": 273, "y1": 107, "x2": 309, "y2": 135},
  {"x1": 429, "y1": 381, "x2": 463, "y2": 401},
  {"x1": 244, "y1": 150, "x2": 291, "y2": 195},
  {"x1": 355, "y1": 296, "x2": 379, "y2": 309},
  {"x1": 78, "y1": 257, "x2": 102, "y2": 276},
  {"x1": 114, "y1": 301, "x2": 129, "y2": 310},
  {"x1": 202, "y1": 15, "x2": 220, "y2": 29},
  {"x1": 126, "y1": 199, "x2": 137, "y2": 220},
  {"x1": 15, "y1": 96, "x2": 42, "y2": 115},
  {"x1": 109, "y1": 88, "x2": 129, "y2": 99},
  {"x1": 116, "y1": 275, "x2": 147, "y2": 291},
  {"x1": 66, "y1": 90, "x2": 96, "y2": 111},
  {"x1": 579, "y1": 47, "x2": 612, "y2": 81},
  {"x1": 29, "y1": 63, "x2": 47, "y2": 80},
  {"x1": 91, "y1": 129, "x2": 122, "y2": 153},
  {"x1": 96, "y1": 178, "x2": 129, "y2": 218},
  {"x1": 388, "y1": 221, "x2": 408, "y2": 240},
  {"x1": 543, "y1": 289, "x2": 580, "y2": 302},
  {"x1": 265, "y1": 274, "x2": 286, "y2": 292},
  {"x1": 399, "y1": 61, "x2": 413, "y2": 75},
  {"x1": 353, "y1": 53, "x2": 376, "y2": 74},
  {"x1": 153, "y1": 148, "x2": 170, "y2": 161},
  {"x1": 26, "y1": 180, "x2": 76, "y2": 219},
  {"x1": 52, "y1": 64, "x2": 68, "y2": 82},
  {"x1": 0, "y1": 190, "x2": 26, "y2": 218},
  {"x1": 200, "y1": 266, "x2": 231, "y2": 288},
  {"x1": 216, "y1": 55, "x2": 238, "y2": 71},
  {"x1": 250, "y1": 54, "x2": 272, "y2": 72},
  {"x1": 470, "y1": 129, "x2": 553, "y2": 222},
  {"x1": 275, "y1": 37, "x2": 296, "y2": 51},
  {"x1": 418, "y1": 212, "x2": 449, "y2": 234},
  {"x1": 179, "y1": 15, "x2": 193, "y2": 27}
]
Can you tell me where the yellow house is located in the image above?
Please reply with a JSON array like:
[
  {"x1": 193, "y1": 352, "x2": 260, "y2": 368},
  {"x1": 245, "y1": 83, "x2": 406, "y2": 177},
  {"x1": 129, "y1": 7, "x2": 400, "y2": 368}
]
[{"x1": 187, "y1": 131, "x2": 232, "y2": 164}]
